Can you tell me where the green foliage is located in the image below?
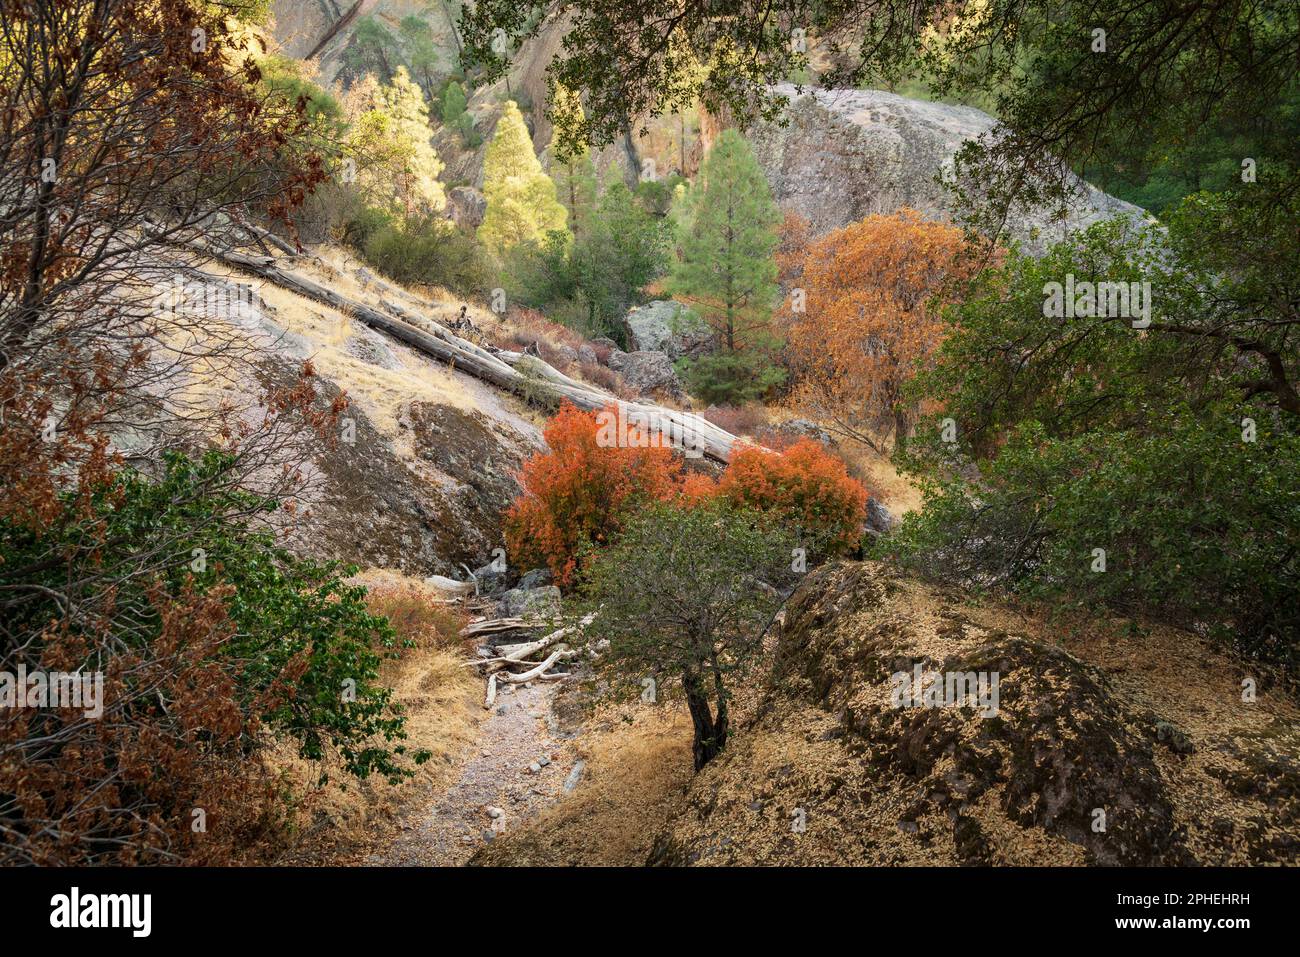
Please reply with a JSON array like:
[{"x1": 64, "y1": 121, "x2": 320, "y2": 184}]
[
  {"x1": 441, "y1": 80, "x2": 468, "y2": 125},
  {"x1": 479, "y1": 100, "x2": 568, "y2": 256},
  {"x1": 0, "y1": 451, "x2": 427, "y2": 781},
  {"x1": 667, "y1": 129, "x2": 784, "y2": 404},
  {"x1": 257, "y1": 55, "x2": 343, "y2": 131},
  {"x1": 506, "y1": 174, "x2": 669, "y2": 341},
  {"x1": 399, "y1": 15, "x2": 438, "y2": 94},
  {"x1": 361, "y1": 214, "x2": 495, "y2": 297},
  {"x1": 889, "y1": 197, "x2": 1300, "y2": 664},
  {"x1": 576, "y1": 500, "x2": 795, "y2": 768},
  {"x1": 669, "y1": 129, "x2": 781, "y2": 352},
  {"x1": 676, "y1": 349, "x2": 785, "y2": 406},
  {"x1": 345, "y1": 15, "x2": 400, "y2": 82},
  {"x1": 344, "y1": 69, "x2": 446, "y2": 216}
]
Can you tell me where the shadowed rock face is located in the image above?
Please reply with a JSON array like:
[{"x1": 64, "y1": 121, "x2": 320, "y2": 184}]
[
  {"x1": 745, "y1": 85, "x2": 1146, "y2": 251},
  {"x1": 648, "y1": 563, "x2": 1299, "y2": 867}
]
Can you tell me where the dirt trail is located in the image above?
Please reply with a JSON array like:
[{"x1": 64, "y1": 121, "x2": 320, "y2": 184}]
[{"x1": 370, "y1": 681, "x2": 582, "y2": 866}]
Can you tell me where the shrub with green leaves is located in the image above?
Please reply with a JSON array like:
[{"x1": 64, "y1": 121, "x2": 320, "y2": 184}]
[
  {"x1": 361, "y1": 214, "x2": 495, "y2": 297},
  {"x1": 888, "y1": 202, "x2": 1300, "y2": 665},
  {"x1": 576, "y1": 500, "x2": 796, "y2": 769},
  {"x1": 2, "y1": 451, "x2": 428, "y2": 781}
]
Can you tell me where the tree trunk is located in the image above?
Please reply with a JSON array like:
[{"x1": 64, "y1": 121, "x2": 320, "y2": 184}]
[
  {"x1": 893, "y1": 406, "x2": 909, "y2": 452},
  {"x1": 684, "y1": 672, "x2": 723, "y2": 770}
]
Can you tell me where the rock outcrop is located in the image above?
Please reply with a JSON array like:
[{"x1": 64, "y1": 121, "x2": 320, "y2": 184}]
[
  {"x1": 743, "y1": 85, "x2": 1147, "y2": 250},
  {"x1": 608, "y1": 350, "x2": 684, "y2": 400},
  {"x1": 647, "y1": 562, "x2": 1298, "y2": 866},
  {"x1": 624, "y1": 301, "x2": 712, "y2": 360}
]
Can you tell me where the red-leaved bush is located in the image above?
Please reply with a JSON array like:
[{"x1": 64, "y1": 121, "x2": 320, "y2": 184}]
[
  {"x1": 714, "y1": 439, "x2": 868, "y2": 554},
  {"x1": 505, "y1": 406, "x2": 871, "y2": 585},
  {"x1": 504, "y1": 403, "x2": 683, "y2": 585}
]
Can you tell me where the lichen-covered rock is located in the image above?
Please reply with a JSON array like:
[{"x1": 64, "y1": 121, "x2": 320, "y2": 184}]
[
  {"x1": 500, "y1": 585, "x2": 561, "y2": 619},
  {"x1": 607, "y1": 350, "x2": 682, "y2": 399},
  {"x1": 745, "y1": 85, "x2": 1147, "y2": 252},
  {"x1": 446, "y1": 186, "x2": 487, "y2": 229},
  {"x1": 648, "y1": 562, "x2": 1231, "y2": 866},
  {"x1": 625, "y1": 301, "x2": 712, "y2": 360},
  {"x1": 864, "y1": 497, "x2": 896, "y2": 537},
  {"x1": 770, "y1": 417, "x2": 835, "y2": 447}
]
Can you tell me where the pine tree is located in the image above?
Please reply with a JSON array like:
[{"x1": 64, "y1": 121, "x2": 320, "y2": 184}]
[
  {"x1": 441, "y1": 80, "x2": 467, "y2": 125},
  {"x1": 479, "y1": 100, "x2": 568, "y2": 256},
  {"x1": 668, "y1": 129, "x2": 784, "y2": 404},
  {"x1": 670, "y1": 129, "x2": 780, "y2": 352}
]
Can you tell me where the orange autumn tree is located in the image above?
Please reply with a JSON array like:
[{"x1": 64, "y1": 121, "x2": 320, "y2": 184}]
[
  {"x1": 505, "y1": 402, "x2": 684, "y2": 585},
  {"x1": 786, "y1": 208, "x2": 984, "y2": 451}
]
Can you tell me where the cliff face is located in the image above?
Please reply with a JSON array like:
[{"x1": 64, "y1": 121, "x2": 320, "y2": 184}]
[
  {"x1": 647, "y1": 562, "x2": 1299, "y2": 866},
  {"x1": 737, "y1": 85, "x2": 1146, "y2": 250}
]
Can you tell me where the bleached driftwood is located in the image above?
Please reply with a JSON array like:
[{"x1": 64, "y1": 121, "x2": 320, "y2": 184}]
[
  {"x1": 465, "y1": 614, "x2": 596, "y2": 696},
  {"x1": 497, "y1": 647, "x2": 571, "y2": 684},
  {"x1": 425, "y1": 574, "x2": 475, "y2": 596},
  {"x1": 460, "y1": 617, "x2": 531, "y2": 639}
]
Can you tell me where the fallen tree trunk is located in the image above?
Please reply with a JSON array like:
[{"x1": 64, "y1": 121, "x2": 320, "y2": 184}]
[
  {"x1": 497, "y1": 647, "x2": 571, "y2": 684},
  {"x1": 205, "y1": 247, "x2": 747, "y2": 464}
]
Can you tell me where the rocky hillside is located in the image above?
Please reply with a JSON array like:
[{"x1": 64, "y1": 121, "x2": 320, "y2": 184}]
[
  {"x1": 473, "y1": 561, "x2": 1299, "y2": 866},
  {"x1": 194, "y1": 246, "x2": 543, "y2": 575}
]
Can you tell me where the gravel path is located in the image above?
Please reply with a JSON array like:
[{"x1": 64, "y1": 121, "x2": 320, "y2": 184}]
[{"x1": 370, "y1": 680, "x2": 580, "y2": 866}]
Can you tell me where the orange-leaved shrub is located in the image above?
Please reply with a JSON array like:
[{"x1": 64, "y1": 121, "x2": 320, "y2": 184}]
[
  {"x1": 504, "y1": 402, "x2": 684, "y2": 586},
  {"x1": 713, "y1": 439, "x2": 868, "y2": 555}
]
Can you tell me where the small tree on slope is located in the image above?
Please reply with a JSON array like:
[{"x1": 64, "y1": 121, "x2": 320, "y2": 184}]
[{"x1": 578, "y1": 500, "x2": 795, "y2": 770}]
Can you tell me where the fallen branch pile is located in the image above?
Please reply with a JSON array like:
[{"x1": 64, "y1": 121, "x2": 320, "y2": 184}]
[{"x1": 462, "y1": 613, "x2": 596, "y2": 709}]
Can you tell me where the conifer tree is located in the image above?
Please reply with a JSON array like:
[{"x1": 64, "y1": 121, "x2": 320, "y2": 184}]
[
  {"x1": 479, "y1": 100, "x2": 569, "y2": 256},
  {"x1": 669, "y1": 129, "x2": 784, "y2": 403}
]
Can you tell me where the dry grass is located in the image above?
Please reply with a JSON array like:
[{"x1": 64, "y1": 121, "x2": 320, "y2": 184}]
[
  {"x1": 836, "y1": 440, "x2": 923, "y2": 514},
  {"x1": 269, "y1": 569, "x2": 482, "y2": 864},
  {"x1": 472, "y1": 701, "x2": 697, "y2": 866}
]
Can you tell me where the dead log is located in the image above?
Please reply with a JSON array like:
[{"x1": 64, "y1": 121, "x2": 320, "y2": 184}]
[
  {"x1": 483, "y1": 673, "x2": 497, "y2": 710},
  {"x1": 201, "y1": 247, "x2": 747, "y2": 464},
  {"x1": 304, "y1": 0, "x2": 365, "y2": 61},
  {"x1": 425, "y1": 574, "x2": 475, "y2": 596},
  {"x1": 497, "y1": 647, "x2": 570, "y2": 684},
  {"x1": 459, "y1": 617, "x2": 532, "y2": 639}
]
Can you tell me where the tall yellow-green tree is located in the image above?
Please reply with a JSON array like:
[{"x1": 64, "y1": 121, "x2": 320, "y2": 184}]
[
  {"x1": 344, "y1": 68, "x2": 445, "y2": 217},
  {"x1": 479, "y1": 100, "x2": 568, "y2": 256}
]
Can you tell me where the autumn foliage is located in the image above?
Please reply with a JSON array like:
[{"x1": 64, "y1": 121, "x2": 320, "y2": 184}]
[
  {"x1": 506, "y1": 406, "x2": 870, "y2": 583},
  {"x1": 505, "y1": 403, "x2": 684, "y2": 585},
  {"x1": 786, "y1": 208, "x2": 985, "y2": 449},
  {"x1": 713, "y1": 439, "x2": 867, "y2": 554}
]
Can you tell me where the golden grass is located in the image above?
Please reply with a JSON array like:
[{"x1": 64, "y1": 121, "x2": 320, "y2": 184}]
[{"x1": 269, "y1": 569, "x2": 482, "y2": 864}]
